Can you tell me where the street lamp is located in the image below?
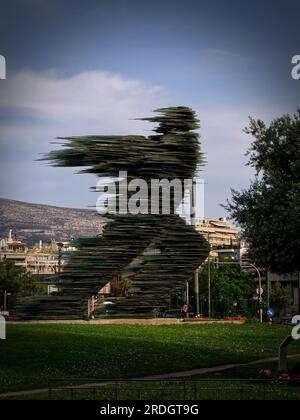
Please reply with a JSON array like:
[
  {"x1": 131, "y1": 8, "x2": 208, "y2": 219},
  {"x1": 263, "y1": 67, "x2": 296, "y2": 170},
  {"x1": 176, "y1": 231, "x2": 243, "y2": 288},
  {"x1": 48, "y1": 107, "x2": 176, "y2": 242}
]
[
  {"x1": 190, "y1": 178, "x2": 197, "y2": 317},
  {"x1": 191, "y1": 235, "x2": 212, "y2": 318},
  {"x1": 189, "y1": 178, "x2": 212, "y2": 318},
  {"x1": 245, "y1": 263, "x2": 263, "y2": 323},
  {"x1": 201, "y1": 232, "x2": 212, "y2": 318},
  {"x1": 208, "y1": 240, "x2": 212, "y2": 318},
  {"x1": 216, "y1": 260, "x2": 264, "y2": 323},
  {"x1": 194, "y1": 230, "x2": 212, "y2": 318}
]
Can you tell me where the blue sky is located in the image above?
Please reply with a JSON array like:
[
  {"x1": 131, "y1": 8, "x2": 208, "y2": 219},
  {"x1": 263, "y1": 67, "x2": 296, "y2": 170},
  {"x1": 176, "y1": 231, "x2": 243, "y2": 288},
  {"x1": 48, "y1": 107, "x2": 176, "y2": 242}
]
[{"x1": 0, "y1": 0, "x2": 299, "y2": 217}]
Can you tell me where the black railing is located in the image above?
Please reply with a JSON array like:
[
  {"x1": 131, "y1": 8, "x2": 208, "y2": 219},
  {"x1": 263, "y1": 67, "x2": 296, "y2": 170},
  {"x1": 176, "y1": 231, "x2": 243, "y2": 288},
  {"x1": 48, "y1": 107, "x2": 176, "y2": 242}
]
[{"x1": 48, "y1": 378, "x2": 300, "y2": 401}]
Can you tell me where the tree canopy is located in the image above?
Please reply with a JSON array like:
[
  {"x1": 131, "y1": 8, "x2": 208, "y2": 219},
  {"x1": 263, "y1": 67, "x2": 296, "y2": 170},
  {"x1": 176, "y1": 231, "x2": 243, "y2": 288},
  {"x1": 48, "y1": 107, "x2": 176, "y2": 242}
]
[
  {"x1": 0, "y1": 260, "x2": 46, "y2": 310},
  {"x1": 226, "y1": 110, "x2": 300, "y2": 273},
  {"x1": 269, "y1": 282, "x2": 293, "y2": 316}
]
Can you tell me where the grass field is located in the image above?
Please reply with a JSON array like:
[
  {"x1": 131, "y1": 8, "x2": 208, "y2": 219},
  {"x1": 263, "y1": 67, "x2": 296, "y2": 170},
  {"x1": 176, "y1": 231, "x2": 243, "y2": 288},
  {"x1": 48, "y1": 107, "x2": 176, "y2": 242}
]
[{"x1": 0, "y1": 323, "x2": 300, "y2": 395}]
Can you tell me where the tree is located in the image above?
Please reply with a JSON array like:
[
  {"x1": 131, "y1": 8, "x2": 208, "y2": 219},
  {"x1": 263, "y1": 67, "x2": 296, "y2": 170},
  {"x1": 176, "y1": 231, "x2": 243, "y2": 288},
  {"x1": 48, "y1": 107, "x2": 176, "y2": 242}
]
[
  {"x1": 225, "y1": 110, "x2": 300, "y2": 273},
  {"x1": 269, "y1": 282, "x2": 292, "y2": 316},
  {"x1": 0, "y1": 260, "x2": 46, "y2": 310},
  {"x1": 199, "y1": 258, "x2": 256, "y2": 317}
]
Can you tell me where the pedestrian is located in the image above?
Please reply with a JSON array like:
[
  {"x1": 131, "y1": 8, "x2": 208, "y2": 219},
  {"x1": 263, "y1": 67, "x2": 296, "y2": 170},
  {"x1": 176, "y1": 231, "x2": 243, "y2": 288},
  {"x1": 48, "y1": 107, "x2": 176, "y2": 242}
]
[{"x1": 182, "y1": 303, "x2": 189, "y2": 318}]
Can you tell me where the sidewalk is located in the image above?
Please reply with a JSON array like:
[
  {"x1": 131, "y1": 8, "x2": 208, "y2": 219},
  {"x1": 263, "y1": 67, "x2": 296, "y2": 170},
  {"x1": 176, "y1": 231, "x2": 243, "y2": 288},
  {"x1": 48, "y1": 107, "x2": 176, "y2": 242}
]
[
  {"x1": 1, "y1": 354, "x2": 299, "y2": 399},
  {"x1": 7, "y1": 318, "x2": 245, "y2": 326}
]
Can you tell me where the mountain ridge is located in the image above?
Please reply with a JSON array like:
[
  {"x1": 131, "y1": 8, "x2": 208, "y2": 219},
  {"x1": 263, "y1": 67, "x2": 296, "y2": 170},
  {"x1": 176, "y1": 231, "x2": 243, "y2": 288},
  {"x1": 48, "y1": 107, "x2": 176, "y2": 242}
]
[{"x1": 0, "y1": 198, "x2": 105, "y2": 246}]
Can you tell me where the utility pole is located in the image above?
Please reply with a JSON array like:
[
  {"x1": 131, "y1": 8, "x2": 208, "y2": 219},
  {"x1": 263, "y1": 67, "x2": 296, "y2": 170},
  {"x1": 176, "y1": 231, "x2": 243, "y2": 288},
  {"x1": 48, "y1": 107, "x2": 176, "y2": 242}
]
[
  {"x1": 203, "y1": 231, "x2": 212, "y2": 319},
  {"x1": 186, "y1": 281, "x2": 190, "y2": 305},
  {"x1": 266, "y1": 270, "x2": 270, "y2": 309},
  {"x1": 208, "y1": 250, "x2": 211, "y2": 318},
  {"x1": 194, "y1": 269, "x2": 199, "y2": 316},
  {"x1": 190, "y1": 178, "x2": 200, "y2": 316},
  {"x1": 247, "y1": 263, "x2": 263, "y2": 324}
]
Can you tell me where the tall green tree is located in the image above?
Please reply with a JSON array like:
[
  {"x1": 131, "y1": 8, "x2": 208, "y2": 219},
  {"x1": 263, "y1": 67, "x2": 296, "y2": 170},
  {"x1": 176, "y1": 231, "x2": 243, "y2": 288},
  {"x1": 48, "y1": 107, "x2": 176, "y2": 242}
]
[
  {"x1": 226, "y1": 110, "x2": 300, "y2": 273},
  {"x1": 0, "y1": 261, "x2": 46, "y2": 310},
  {"x1": 269, "y1": 282, "x2": 292, "y2": 316}
]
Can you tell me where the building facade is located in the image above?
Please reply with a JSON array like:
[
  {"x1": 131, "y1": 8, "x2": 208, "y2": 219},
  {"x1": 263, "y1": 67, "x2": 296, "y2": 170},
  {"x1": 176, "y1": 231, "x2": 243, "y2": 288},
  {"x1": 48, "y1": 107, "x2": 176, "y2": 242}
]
[
  {"x1": 0, "y1": 230, "x2": 70, "y2": 275},
  {"x1": 195, "y1": 218, "x2": 240, "y2": 260}
]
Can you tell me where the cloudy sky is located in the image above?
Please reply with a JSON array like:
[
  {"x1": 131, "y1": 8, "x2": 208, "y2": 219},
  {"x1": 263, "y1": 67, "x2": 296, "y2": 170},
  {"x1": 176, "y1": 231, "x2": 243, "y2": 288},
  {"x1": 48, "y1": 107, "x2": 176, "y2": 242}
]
[{"x1": 0, "y1": 0, "x2": 299, "y2": 217}]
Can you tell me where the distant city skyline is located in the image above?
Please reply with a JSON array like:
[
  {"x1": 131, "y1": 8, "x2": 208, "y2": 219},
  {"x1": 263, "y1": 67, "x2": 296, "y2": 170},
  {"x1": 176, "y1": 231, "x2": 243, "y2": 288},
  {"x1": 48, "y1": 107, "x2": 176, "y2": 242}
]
[{"x1": 0, "y1": 0, "x2": 299, "y2": 218}]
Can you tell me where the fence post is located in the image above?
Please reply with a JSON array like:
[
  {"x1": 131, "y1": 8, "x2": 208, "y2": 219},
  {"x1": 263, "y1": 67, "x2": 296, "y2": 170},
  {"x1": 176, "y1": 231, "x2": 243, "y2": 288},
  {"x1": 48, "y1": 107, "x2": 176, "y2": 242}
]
[
  {"x1": 48, "y1": 380, "x2": 51, "y2": 400},
  {"x1": 0, "y1": 315, "x2": 6, "y2": 340},
  {"x1": 279, "y1": 335, "x2": 293, "y2": 372}
]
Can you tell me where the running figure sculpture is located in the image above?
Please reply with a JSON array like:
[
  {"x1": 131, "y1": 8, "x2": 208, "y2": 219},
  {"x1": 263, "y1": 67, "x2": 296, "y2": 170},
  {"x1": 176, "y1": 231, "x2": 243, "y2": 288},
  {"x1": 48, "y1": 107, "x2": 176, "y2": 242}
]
[{"x1": 13, "y1": 107, "x2": 209, "y2": 319}]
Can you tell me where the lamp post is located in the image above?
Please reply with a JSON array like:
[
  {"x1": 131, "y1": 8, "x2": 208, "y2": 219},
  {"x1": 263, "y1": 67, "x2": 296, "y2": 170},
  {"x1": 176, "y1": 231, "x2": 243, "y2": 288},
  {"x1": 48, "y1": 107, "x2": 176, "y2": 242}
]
[
  {"x1": 197, "y1": 231, "x2": 212, "y2": 318},
  {"x1": 194, "y1": 269, "x2": 199, "y2": 316},
  {"x1": 208, "y1": 247, "x2": 212, "y2": 318},
  {"x1": 186, "y1": 281, "x2": 190, "y2": 319},
  {"x1": 190, "y1": 178, "x2": 201, "y2": 316},
  {"x1": 247, "y1": 263, "x2": 263, "y2": 323},
  {"x1": 266, "y1": 270, "x2": 270, "y2": 310},
  {"x1": 203, "y1": 232, "x2": 212, "y2": 319},
  {"x1": 216, "y1": 260, "x2": 263, "y2": 323}
]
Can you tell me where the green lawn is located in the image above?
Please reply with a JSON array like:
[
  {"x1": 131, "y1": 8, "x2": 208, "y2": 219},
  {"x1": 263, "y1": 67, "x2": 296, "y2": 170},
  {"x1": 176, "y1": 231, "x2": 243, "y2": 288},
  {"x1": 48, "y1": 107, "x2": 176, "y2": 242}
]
[{"x1": 0, "y1": 323, "x2": 299, "y2": 394}]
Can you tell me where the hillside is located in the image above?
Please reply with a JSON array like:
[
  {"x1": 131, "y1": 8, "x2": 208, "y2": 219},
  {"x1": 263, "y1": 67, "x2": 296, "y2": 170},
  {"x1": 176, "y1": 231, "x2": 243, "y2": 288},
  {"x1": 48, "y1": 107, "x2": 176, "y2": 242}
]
[{"x1": 0, "y1": 198, "x2": 105, "y2": 246}]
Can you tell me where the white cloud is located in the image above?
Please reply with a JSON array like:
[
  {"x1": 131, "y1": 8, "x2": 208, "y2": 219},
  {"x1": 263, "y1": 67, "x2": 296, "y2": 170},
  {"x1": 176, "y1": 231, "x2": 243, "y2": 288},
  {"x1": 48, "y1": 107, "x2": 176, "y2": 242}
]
[
  {"x1": 0, "y1": 69, "x2": 168, "y2": 134},
  {"x1": 0, "y1": 68, "x2": 170, "y2": 208},
  {"x1": 197, "y1": 103, "x2": 290, "y2": 179}
]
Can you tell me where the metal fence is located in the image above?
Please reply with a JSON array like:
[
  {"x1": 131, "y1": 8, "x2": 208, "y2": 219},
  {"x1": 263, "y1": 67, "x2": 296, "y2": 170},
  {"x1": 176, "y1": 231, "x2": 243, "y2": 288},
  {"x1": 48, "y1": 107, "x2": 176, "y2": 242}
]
[{"x1": 48, "y1": 378, "x2": 300, "y2": 401}]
